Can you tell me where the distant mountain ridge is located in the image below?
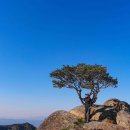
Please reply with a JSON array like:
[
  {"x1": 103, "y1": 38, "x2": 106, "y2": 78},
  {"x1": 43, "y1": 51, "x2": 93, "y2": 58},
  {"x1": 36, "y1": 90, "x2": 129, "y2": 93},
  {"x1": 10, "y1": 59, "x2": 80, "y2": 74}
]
[
  {"x1": 0, "y1": 122, "x2": 36, "y2": 130},
  {"x1": 0, "y1": 118, "x2": 43, "y2": 127}
]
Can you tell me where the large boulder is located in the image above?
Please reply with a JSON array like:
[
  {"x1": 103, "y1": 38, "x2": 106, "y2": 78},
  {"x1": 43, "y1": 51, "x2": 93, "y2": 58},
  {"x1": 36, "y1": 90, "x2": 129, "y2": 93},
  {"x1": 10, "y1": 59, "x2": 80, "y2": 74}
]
[
  {"x1": 103, "y1": 98, "x2": 130, "y2": 112},
  {"x1": 69, "y1": 105, "x2": 84, "y2": 119},
  {"x1": 116, "y1": 110, "x2": 130, "y2": 129},
  {"x1": 69, "y1": 104, "x2": 117, "y2": 123},
  {"x1": 69, "y1": 105, "x2": 100, "y2": 119},
  {"x1": 37, "y1": 110, "x2": 77, "y2": 130},
  {"x1": 90, "y1": 105, "x2": 117, "y2": 123},
  {"x1": 103, "y1": 98, "x2": 121, "y2": 106}
]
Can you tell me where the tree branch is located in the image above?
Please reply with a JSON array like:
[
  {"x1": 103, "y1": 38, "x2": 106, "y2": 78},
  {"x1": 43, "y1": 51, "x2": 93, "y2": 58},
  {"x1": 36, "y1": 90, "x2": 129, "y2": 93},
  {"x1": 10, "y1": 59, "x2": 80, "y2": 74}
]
[{"x1": 74, "y1": 87, "x2": 85, "y2": 105}]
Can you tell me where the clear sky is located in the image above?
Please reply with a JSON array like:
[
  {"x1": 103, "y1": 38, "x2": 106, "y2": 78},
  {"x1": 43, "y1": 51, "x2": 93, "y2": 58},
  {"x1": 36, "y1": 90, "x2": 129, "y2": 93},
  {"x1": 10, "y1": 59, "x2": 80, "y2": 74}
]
[{"x1": 0, "y1": 0, "x2": 130, "y2": 119}]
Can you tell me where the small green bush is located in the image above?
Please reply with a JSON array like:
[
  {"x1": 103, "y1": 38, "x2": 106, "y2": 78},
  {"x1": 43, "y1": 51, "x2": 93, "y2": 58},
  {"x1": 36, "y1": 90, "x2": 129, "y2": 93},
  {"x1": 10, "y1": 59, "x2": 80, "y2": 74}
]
[{"x1": 74, "y1": 118, "x2": 84, "y2": 125}]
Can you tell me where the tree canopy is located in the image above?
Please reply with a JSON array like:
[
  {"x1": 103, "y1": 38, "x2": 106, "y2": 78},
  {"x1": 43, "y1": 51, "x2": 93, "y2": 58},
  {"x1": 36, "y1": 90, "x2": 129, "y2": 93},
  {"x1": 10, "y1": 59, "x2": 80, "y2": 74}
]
[{"x1": 50, "y1": 63, "x2": 118, "y2": 105}]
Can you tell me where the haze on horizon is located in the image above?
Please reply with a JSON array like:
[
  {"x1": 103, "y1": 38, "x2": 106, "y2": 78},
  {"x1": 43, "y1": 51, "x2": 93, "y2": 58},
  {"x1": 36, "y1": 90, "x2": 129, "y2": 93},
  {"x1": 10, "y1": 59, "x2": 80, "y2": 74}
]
[{"x1": 0, "y1": 0, "x2": 130, "y2": 119}]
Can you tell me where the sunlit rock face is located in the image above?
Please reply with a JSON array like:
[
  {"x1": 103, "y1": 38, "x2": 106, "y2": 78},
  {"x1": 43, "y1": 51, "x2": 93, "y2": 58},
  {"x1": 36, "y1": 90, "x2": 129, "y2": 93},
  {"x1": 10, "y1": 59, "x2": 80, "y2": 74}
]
[
  {"x1": 37, "y1": 110, "x2": 77, "y2": 130},
  {"x1": 38, "y1": 98, "x2": 130, "y2": 130}
]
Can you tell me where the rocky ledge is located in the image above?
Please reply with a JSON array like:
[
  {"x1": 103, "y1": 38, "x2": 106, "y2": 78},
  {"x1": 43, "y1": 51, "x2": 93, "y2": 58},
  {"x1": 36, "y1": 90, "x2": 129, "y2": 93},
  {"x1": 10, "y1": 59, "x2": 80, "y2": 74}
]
[{"x1": 38, "y1": 98, "x2": 130, "y2": 130}]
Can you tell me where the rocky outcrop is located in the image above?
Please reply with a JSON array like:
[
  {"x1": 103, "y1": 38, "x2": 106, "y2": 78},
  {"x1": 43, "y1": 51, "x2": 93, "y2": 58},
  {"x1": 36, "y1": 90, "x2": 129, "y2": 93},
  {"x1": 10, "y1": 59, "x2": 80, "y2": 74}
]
[
  {"x1": 0, "y1": 123, "x2": 36, "y2": 130},
  {"x1": 69, "y1": 105, "x2": 84, "y2": 119},
  {"x1": 69, "y1": 104, "x2": 117, "y2": 123},
  {"x1": 38, "y1": 110, "x2": 77, "y2": 130},
  {"x1": 116, "y1": 110, "x2": 130, "y2": 129},
  {"x1": 103, "y1": 98, "x2": 130, "y2": 112},
  {"x1": 38, "y1": 98, "x2": 130, "y2": 130},
  {"x1": 83, "y1": 121, "x2": 127, "y2": 130}
]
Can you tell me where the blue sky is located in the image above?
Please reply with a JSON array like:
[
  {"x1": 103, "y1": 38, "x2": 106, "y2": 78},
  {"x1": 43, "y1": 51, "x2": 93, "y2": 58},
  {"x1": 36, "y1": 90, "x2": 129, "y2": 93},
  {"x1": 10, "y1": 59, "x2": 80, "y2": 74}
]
[{"x1": 0, "y1": 0, "x2": 130, "y2": 118}]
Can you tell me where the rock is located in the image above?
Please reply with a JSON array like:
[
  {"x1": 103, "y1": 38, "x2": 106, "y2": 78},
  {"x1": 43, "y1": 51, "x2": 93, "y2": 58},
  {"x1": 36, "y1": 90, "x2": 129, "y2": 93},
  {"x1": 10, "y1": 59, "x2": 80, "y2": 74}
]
[
  {"x1": 90, "y1": 105, "x2": 117, "y2": 123},
  {"x1": 37, "y1": 110, "x2": 77, "y2": 130},
  {"x1": 69, "y1": 105, "x2": 101, "y2": 119},
  {"x1": 103, "y1": 98, "x2": 130, "y2": 112},
  {"x1": 69, "y1": 105, "x2": 84, "y2": 119},
  {"x1": 103, "y1": 98, "x2": 121, "y2": 106},
  {"x1": 69, "y1": 104, "x2": 117, "y2": 123},
  {"x1": 116, "y1": 110, "x2": 130, "y2": 129},
  {"x1": 83, "y1": 121, "x2": 127, "y2": 130},
  {"x1": 38, "y1": 98, "x2": 130, "y2": 130}
]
